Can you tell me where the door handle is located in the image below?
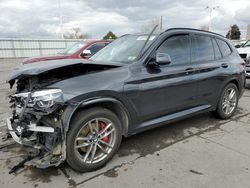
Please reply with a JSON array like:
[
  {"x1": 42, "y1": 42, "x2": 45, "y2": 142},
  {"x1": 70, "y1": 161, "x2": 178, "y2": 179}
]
[
  {"x1": 221, "y1": 63, "x2": 228, "y2": 68},
  {"x1": 185, "y1": 68, "x2": 195, "y2": 74}
]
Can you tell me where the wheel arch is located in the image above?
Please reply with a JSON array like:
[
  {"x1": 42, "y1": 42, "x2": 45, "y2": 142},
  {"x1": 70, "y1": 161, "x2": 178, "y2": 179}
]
[
  {"x1": 229, "y1": 79, "x2": 240, "y2": 90},
  {"x1": 64, "y1": 97, "x2": 131, "y2": 137},
  {"x1": 215, "y1": 77, "x2": 241, "y2": 106}
]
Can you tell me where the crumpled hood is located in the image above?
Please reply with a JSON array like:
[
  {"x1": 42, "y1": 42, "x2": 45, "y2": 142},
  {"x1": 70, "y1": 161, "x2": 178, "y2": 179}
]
[
  {"x1": 237, "y1": 46, "x2": 250, "y2": 54},
  {"x1": 8, "y1": 58, "x2": 122, "y2": 86}
]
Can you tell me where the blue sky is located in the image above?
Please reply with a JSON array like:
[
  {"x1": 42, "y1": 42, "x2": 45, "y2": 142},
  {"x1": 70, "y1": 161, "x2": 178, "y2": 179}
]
[{"x1": 0, "y1": 0, "x2": 249, "y2": 39}]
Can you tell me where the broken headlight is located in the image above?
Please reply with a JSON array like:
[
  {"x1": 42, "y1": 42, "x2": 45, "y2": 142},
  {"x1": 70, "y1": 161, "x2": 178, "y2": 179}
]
[{"x1": 14, "y1": 89, "x2": 64, "y2": 109}]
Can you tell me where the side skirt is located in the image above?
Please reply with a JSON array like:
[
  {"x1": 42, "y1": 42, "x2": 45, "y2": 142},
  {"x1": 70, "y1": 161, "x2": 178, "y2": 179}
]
[{"x1": 127, "y1": 105, "x2": 212, "y2": 136}]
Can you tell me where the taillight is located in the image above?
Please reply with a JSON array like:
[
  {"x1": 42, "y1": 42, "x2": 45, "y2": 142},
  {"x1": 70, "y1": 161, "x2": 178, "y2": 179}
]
[
  {"x1": 241, "y1": 61, "x2": 246, "y2": 69},
  {"x1": 240, "y1": 58, "x2": 246, "y2": 70},
  {"x1": 241, "y1": 59, "x2": 247, "y2": 78}
]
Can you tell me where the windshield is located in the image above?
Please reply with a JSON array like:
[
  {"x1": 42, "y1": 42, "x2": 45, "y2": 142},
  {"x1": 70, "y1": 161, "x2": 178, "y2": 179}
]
[
  {"x1": 90, "y1": 35, "x2": 157, "y2": 63},
  {"x1": 58, "y1": 41, "x2": 87, "y2": 55},
  {"x1": 242, "y1": 40, "x2": 250, "y2": 47}
]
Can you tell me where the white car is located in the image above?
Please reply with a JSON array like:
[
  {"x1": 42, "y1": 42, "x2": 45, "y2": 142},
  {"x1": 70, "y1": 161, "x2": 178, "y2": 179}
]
[{"x1": 237, "y1": 40, "x2": 250, "y2": 87}]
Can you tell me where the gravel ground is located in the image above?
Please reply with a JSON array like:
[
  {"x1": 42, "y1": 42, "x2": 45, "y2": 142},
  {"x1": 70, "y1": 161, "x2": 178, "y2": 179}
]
[{"x1": 0, "y1": 59, "x2": 250, "y2": 188}]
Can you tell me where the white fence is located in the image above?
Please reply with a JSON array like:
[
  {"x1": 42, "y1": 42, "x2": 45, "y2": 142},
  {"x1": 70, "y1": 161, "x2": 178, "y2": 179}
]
[
  {"x1": 0, "y1": 38, "x2": 246, "y2": 59},
  {"x1": 0, "y1": 38, "x2": 92, "y2": 58}
]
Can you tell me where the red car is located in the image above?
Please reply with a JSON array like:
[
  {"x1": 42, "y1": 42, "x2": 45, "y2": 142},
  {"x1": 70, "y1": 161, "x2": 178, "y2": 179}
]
[{"x1": 22, "y1": 40, "x2": 111, "y2": 64}]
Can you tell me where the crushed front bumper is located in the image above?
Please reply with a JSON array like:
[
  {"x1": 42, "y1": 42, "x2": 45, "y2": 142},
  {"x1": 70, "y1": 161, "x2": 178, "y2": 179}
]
[
  {"x1": 5, "y1": 114, "x2": 65, "y2": 168},
  {"x1": 6, "y1": 117, "x2": 54, "y2": 145},
  {"x1": 6, "y1": 118, "x2": 22, "y2": 144}
]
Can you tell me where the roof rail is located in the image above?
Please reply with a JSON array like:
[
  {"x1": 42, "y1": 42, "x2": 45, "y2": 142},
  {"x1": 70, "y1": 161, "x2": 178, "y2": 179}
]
[{"x1": 163, "y1": 28, "x2": 224, "y2": 38}]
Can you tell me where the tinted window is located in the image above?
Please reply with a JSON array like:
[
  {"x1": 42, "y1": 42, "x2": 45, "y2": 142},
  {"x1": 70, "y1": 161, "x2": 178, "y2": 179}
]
[
  {"x1": 193, "y1": 35, "x2": 214, "y2": 62},
  {"x1": 157, "y1": 35, "x2": 191, "y2": 65},
  {"x1": 212, "y1": 38, "x2": 222, "y2": 60},
  {"x1": 216, "y1": 39, "x2": 231, "y2": 57},
  {"x1": 58, "y1": 41, "x2": 87, "y2": 55},
  {"x1": 88, "y1": 43, "x2": 106, "y2": 54}
]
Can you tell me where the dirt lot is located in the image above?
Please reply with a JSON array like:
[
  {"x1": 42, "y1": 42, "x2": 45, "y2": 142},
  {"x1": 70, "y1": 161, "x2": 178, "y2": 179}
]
[{"x1": 0, "y1": 59, "x2": 250, "y2": 188}]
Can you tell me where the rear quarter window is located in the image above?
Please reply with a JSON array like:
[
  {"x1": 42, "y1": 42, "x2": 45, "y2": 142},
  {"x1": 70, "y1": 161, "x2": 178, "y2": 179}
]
[
  {"x1": 212, "y1": 38, "x2": 222, "y2": 60},
  {"x1": 216, "y1": 39, "x2": 232, "y2": 57}
]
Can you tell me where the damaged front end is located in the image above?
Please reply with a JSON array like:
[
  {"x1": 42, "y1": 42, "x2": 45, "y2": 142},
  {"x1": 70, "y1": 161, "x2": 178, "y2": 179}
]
[
  {"x1": 5, "y1": 59, "x2": 121, "y2": 169},
  {"x1": 7, "y1": 86, "x2": 66, "y2": 168}
]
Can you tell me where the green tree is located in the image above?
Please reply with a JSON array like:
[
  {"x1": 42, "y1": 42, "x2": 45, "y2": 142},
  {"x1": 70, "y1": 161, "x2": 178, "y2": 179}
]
[
  {"x1": 226, "y1": 24, "x2": 241, "y2": 40},
  {"x1": 103, "y1": 31, "x2": 117, "y2": 40}
]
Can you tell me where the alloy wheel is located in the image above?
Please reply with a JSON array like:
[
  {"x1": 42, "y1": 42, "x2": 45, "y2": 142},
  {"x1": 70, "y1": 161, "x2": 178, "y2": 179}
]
[
  {"x1": 74, "y1": 118, "x2": 116, "y2": 164},
  {"x1": 222, "y1": 88, "x2": 237, "y2": 115}
]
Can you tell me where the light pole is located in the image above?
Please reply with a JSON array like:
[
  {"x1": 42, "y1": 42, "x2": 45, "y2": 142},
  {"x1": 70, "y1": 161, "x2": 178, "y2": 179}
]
[
  {"x1": 160, "y1": 16, "x2": 163, "y2": 31},
  {"x1": 205, "y1": 6, "x2": 219, "y2": 31},
  {"x1": 58, "y1": 0, "x2": 64, "y2": 39}
]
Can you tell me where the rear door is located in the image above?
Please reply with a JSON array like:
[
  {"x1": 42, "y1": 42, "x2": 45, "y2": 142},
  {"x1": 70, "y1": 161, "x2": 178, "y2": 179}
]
[{"x1": 192, "y1": 34, "x2": 231, "y2": 106}]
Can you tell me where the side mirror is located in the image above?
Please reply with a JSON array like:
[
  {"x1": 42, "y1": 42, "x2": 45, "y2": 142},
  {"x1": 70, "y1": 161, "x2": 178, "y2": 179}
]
[
  {"x1": 80, "y1": 49, "x2": 92, "y2": 58},
  {"x1": 155, "y1": 52, "x2": 171, "y2": 65}
]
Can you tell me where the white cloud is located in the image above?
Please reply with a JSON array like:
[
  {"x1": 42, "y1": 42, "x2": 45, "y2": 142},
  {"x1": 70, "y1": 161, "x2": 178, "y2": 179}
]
[{"x1": 0, "y1": 0, "x2": 249, "y2": 39}]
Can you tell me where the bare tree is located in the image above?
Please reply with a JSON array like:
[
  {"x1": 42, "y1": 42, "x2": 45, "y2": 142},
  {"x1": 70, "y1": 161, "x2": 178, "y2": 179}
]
[
  {"x1": 200, "y1": 24, "x2": 209, "y2": 31},
  {"x1": 63, "y1": 27, "x2": 91, "y2": 39},
  {"x1": 72, "y1": 27, "x2": 81, "y2": 38},
  {"x1": 63, "y1": 33, "x2": 74, "y2": 39},
  {"x1": 141, "y1": 18, "x2": 161, "y2": 33}
]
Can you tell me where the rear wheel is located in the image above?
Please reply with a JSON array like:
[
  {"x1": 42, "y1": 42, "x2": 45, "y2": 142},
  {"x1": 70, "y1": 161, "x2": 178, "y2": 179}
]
[
  {"x1": 215, "y1": 83, "x2": 239, "y2": 119},
  {"x1": 66, "y1": 107, "x2": 122, "y2": 172}
]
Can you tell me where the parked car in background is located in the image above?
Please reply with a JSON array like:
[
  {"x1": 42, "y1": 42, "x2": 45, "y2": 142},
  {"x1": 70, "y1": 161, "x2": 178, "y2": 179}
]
[
  {"x1": 22, "y1": 40, "x2": 111, "y2": 64},
  {"x1": 237, "y1": 39, "x2": 250, "y2": 87},
  {"x1": 234, "y1": 41, "x2": 246, "y2": 48},
  {"x1": 7, "y1": 28, "x2": 245, "y2": 172}
]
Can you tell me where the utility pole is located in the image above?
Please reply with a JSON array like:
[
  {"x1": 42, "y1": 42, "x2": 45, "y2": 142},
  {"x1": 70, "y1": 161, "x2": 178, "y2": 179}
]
[
  {"x1": 205, "y1": 6, "x2": 219, "y2": 31},
  {"x1": 59, "y1": 0, "x2": 64, "y2": 39},
  {"x1": 160, "y1": 16, "x2": 163, "y2": 31}
]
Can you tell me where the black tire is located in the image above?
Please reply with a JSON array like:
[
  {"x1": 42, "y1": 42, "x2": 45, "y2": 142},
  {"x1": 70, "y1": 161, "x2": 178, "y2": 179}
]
[
  {"x1": 215, "y1": 83, "x2": 239, "y2": 119},
  {"x1": 66, "y1": 107, "x2": 122, "y2": 172}
]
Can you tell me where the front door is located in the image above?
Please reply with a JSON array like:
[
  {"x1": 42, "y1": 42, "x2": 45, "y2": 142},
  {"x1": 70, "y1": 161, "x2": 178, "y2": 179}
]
[{"x1": 125, "y1": 34, "x2": 199, "y2": 124}]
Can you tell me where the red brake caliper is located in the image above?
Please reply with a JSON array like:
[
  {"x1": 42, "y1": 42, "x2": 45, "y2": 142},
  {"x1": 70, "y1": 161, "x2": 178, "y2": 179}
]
[{"x1": 99, "y1": 122, "x2": 109, "y2": 143}]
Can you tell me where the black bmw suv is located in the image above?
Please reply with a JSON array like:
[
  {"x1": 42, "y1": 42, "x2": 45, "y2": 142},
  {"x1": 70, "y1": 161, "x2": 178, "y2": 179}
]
[{"x1": 7, "y1": 28, "x2": 245, "y2": 172}]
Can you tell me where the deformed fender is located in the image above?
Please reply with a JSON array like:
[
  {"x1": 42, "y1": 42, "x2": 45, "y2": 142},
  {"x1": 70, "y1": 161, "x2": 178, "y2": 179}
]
[{"x1": 61, "y1": 97, "x2": 131, "y2": 136}]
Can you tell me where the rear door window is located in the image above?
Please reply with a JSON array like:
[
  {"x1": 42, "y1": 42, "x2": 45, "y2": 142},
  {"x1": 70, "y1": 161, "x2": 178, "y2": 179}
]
[
  {"x1": 216, "y1": 39, "x2": 232, "y2": 57},
  {"x1": 193, "y1": 35, "x2": 214, "y2": 62},
  {"x1": 157, "y1": 35, "x2": 191, "y2": 65}
]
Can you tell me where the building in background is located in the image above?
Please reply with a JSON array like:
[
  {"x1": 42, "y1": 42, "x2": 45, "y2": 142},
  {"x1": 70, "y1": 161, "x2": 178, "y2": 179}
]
[{"x1": 246, "y1": 24, "x2": 250, "y2": 40}]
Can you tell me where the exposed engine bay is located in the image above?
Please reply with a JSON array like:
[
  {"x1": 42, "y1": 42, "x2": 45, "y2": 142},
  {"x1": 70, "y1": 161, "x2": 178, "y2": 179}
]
[{"x1": 6, "y1": 61, "x2": 119, "y2": 169}]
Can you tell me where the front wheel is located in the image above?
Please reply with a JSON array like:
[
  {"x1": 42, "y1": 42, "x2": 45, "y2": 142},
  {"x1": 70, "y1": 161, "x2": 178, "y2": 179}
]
[
  {"x1": 66, "y1": 107, "x2": 122, "y2": 172},
  {"x1": 215, "y1": 83, "x2": 239, "y2": 119}
]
